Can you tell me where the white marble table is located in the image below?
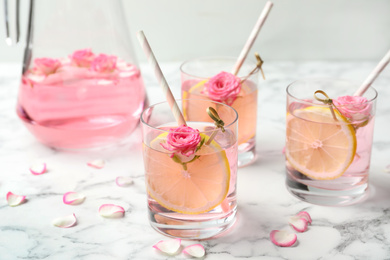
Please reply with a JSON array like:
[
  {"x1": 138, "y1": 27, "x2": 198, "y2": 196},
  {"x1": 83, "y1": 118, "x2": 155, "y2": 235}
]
[{"x1": 0, "y1": 61, "x2": 390, "y2": 260}]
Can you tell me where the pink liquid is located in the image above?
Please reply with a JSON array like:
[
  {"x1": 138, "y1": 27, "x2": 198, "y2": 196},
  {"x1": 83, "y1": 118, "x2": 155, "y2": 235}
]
[{"x1": 17, "y1": 62, "x2": 147, "y2": 149}]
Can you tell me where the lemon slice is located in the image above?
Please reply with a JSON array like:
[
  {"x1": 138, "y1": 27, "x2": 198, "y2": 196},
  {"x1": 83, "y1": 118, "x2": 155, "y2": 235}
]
[
  {"x1": 145, "y1": 132, "x2": 230, "y2": 214},
  {"x1": 285, "y1": 106, "x2": 357, "y2": 180},
  {"x1": 182, "y1": 80, "x2": 208, "y2": 119},
  {"x1": 182, "y1": 80, "x2": 257, "y2": 145}
]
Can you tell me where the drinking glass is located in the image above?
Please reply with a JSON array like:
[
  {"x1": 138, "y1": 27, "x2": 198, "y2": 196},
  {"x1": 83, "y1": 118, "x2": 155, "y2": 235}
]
[
  {"x1": 141, "y1": 99, "x2": 238, "y2": 239},
  {"x1": 180, "y1": 57, "x2": 259, "y2": 167},
  {"x1": 285, "y1": 78, "x2": 377, "y2": 206}
]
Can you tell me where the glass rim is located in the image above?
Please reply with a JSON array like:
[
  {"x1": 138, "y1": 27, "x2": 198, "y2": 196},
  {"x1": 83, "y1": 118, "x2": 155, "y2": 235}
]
[
  {"x1": 286, "y1": 77, "x2": 378, "y2": 107},
  {"x1": 179, "y1": 56, "x2": 258, "y2": 80},
  {"x1": 140, "y1": 98, "x2": 239, "y2": 134}
]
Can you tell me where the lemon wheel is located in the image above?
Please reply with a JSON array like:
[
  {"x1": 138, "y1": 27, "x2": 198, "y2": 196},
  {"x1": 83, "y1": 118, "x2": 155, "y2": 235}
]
[
  {"x1": 145, "y1": 133, "x2": 230, "y2": 214},
  {"x1": 286, "y1": 106, "x2": 357, "y2": 180}
]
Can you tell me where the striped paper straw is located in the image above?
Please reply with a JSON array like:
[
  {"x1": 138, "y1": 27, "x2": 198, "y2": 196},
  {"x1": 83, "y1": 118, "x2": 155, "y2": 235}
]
[
  {"x1": 231, "y1": 1, "x2": 273, "y2": 76},
  {"x1": 354, "y1": 48, "x2": 390, "y2": 96},
  {"x1": 137, "y1": 31, "x2": 187, "y2": 126}
]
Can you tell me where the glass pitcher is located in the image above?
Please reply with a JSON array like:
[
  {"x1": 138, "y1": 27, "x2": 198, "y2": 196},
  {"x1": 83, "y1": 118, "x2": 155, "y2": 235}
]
[{"x1": 4, "y1": 0, "x2": 148, "y2": 149}]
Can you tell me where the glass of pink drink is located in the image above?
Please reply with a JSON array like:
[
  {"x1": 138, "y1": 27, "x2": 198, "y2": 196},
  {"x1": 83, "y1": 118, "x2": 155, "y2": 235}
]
[
  {"x1": 141, "y1": 99, "x2": 238, "y2": 239},
  {"x1": 17, "y1": 50, "x2": 147, "y2": 149},
  {"x1": 285, "y1": 78, "x2": 377, "y2": 206},
  {"x1": 180, "y1": 57, "x2": 259, "y2": 167}
]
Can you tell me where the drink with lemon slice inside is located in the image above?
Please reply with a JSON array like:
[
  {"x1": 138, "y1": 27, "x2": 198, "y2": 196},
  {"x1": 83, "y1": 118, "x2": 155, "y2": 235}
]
[
  {"x1": 181, "y1": 57, "x2": 259, "y2": 167},
  {"x1": 141, "y1": 100, "x2": 238, "y2": 239},
  {"x1": 285, "y1": 78, "x2": 377, "y2": 206}
]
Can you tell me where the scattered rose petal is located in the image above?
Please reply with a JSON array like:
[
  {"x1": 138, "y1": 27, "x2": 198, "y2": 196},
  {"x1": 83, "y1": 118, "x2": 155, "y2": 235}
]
[
  {"x1": 385, "y1": 165, "x2": 390, "y2": 173},
  {"x1": 99, "y1": 204, "x2": 125, "y2": 218},
  {"x1": 63, "y1": 192, "x2": 86, "y2": 205},
  {"x1": 296, "y1": 211, "x2": 312, "y2": 224},
  {"x1": 270, "y1": 230, "x2": 297, "y2": 247},
  {"x1": 87, "y1": 159, "x2": 105, "y2": 169},
  {"x1": 115, "y1": 176, "x2": 134, "y2": 187},
  {"x1": 183, "y1": 244, "x2": 205, "y2": 258},
  {"x1": 7, "y1": 192, "x2": 26, "y2": 206},
  {"x1": 288, "y1": 216, "x2": 309, "y2": 232},
  {"x1": 52, "y1": 213, "x2": 77, "y2": 228},
  {"x1": 29, "y1": 162, "x2": 47, "y2": 175},
  {"x1": 153, "y1": 239, "x2": 181, "y2": 255}
]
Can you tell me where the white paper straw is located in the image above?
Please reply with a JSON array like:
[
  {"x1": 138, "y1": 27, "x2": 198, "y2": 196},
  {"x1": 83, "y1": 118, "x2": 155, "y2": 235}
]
[
  {"x1": 354, "y1": 48, "x2": 390, "y2": 96},
  {"x1": 231, "y1": 1, "x2": 273, "y2": 76},
  {"x1": 137, "y1": 31, "x2": 187, "y2": 126}
]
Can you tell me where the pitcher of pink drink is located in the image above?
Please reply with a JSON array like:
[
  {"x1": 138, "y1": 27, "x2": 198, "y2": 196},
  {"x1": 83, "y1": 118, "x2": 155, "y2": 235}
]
[{"x1": 4, "y1": 0, "x2": 148, "y2": 149}]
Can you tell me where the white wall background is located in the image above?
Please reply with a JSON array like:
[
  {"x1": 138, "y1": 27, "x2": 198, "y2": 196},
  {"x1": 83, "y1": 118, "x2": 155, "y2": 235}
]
[{"x1": 0, "y1": 0, "x2": 389, "y2": 63}]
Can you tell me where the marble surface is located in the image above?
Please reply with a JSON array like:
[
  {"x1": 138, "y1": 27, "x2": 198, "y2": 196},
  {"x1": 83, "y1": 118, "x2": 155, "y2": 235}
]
[{"x1": 0, "y1": 61, "x2": 390, "y2": 260}]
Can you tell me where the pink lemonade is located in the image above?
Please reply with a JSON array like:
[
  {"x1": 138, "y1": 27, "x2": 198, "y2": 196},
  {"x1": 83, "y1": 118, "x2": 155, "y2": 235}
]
[
  {"x1": 285, "y1": 79, "x2": 377, "y2": 206},
  {"x1": 182, "y1": 80, "x2": 257, "y2": 152},
  {"x1": 17, "y1": 56, "x2": 147, "y2": 149},
  {"x1": 142, "y1": 120, "x2": 238, "y2": 239}
]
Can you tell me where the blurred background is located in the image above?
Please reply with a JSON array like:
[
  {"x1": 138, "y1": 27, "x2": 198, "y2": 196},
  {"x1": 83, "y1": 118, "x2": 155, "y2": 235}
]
[{"x1": 0, "y1": 0, "x2": 389, "y2": 63}]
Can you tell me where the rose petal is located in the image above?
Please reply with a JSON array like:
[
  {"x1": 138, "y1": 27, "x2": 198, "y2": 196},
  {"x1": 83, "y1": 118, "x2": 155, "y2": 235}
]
[
  {"x1": 153, "y1": 239, "x2": 181, "y2": 255},
  {"x1": 63, "y1": 192, "x2": 86, "y2": 205},
  {"x1": 52, "y1": 213, "x2": 77, "y2": 228},
  {"x1": 288, "y1": 216, "x2": 309, "y2": 232},
  {"x1": 296, "y1": 211, "x2": 312, "y2": 224},
  {"x1": 99, "y1": 204, "x2": 125, "y2": 218},
  {"x1": 270, "y1": 230, "x2": 297, "y2": 247},
  {"x1": 183, "y1": 244, "x2": 205, "y2": 258},
  {"x1": 115, "y1": 176, "x2": 134, "y2": 187},
  {"x1": 6, "y1": 192, "x2": 26, "y2": 206},
  {"x1": 87, "y1": 159, "x2": 105, "y2": 169},
  {"x1": 29, "y1": 162, "x2": 47, "y2": 175}
]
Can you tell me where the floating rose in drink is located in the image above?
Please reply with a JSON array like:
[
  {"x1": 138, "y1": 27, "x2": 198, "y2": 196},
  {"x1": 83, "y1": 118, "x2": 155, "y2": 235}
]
[
  {"x1": 202, "y1": 72, "x2": 242, "y2": 105},
  {"x1": 70, "y1": 48, "x2": 95, "y2": 67},
  {"x1": 160, "y1": 125, "x2": 202, "y2": 166}
]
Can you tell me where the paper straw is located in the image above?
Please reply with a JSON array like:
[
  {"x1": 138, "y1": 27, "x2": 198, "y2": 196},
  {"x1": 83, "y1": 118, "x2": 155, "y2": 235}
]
[
  {"x1": 137, "y1": 31, "x2": 187, "y2": 126},
  {"x1": 354, "y1": 48, "x2": 390, "y2": 96},
  {"x1": 231, "y1": 1, "x2": 273, "y2": 76}
]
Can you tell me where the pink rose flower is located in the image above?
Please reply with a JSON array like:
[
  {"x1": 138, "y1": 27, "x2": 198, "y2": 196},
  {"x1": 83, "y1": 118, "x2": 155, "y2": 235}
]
[
  {"x1": 70, "y1": 49, "x2": 95, "y2": 67},
  {"x1": 91, "y1": 54, "x2": 117, "y2": 73},
  {"x1": 33, "y1": 58, "x2": 61, "y2": 76},
  {"x1": 161, "y1": 125, "x2": 201, "y2": 158},
  {"x1": 203, "y1": 71, "x2": 241, "y2": 105},
  {"x1": 333, "y1": 95, "x2": 372, "y2": 121}
]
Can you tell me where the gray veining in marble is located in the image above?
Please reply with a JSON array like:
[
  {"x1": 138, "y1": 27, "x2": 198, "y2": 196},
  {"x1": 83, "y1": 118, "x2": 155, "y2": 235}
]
[{"x1": 0, "y1": 61, "x2": 389, "y2": 260}]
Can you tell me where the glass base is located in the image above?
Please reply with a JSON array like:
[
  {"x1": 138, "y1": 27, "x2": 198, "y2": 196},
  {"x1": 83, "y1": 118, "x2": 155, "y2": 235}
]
[
  {"x1": 238, "y1": 144, "x2": 256, "y2": 168},
  {"x1": 286, "y1": 178, "x2": 369, "y2": 206},
  {"x1": 148, "y1": 208, "x2": 237, "y2": 240}
]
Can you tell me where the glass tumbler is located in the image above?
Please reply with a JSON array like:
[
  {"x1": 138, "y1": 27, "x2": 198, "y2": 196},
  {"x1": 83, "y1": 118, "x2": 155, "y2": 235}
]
[
  {"x1": 141, "y1": 99, "x2": 238, "y2": 239},
  {"x1": 285, "y1": 78, "x2": 377, "y2": 206}
]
